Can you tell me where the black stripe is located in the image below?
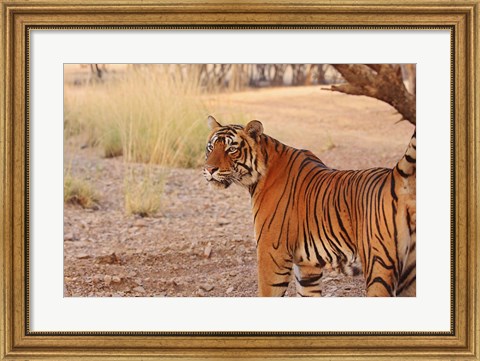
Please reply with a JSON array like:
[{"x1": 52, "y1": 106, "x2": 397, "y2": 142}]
[
  {"x1": 390, "y1": 173, "x2": 398, "y2": 201},
  {"x1": 368, "y1": 277, "x2": 394, "y2": 296},
  {"x1": 405, "y1": 154, "x2": 416, "y2": 163},
  {"x1": 397, "y1": 275, "x2": 416, "y2": 295},
  {"x1": 268, "y1": 252, "x2": 283, "y2": 270},
  {"x1": 398, "y1": 262, "x2": 416, "y2": 285},
  {"x1": 303, "y1": 226, "x2": 311, "y2": 261},
  {"x1": 406, "y1": 211, "x2": 413, "y2": 235},
  {"x1": 310, "y1": 232, "x2": 328, "y2": 266},
  {"x1": 395, "y1": 164, "x2": 410, "y2": 178},
  {"x1": 295, "y1": 274, "x2": 323, "y2": 287}
]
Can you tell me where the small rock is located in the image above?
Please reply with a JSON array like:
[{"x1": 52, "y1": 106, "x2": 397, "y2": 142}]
[
  {"x1": 132, "y1": 286, "x2": 146, "y2": 294},
  {"x1": 200, "y1": 284, "x2": 214, "y2": 292},
  {"x1": 203, "y1": 243, "x2": 212, "y2": 258},
  {"x1": 112, "y1": 276, "x2": 121, "y2": 283},
  {"x1": 104, "y1": 275, "x2": 112, "y2": 286},
  {"x1": 134, "y1": 278, "x2": 143, "y2": 286},
  {"x1": 128, "y1": 271, "x2": 137, "y2": 278},
  {"x1": 216, "y1": 218, "x2": 230, "y2": 226},
  {"x1": 93, "y1": 274, "x2": 104, "y2": 283},
  {"x1": 64, "y1": 233, "x2": 76, "y2": 242},
  {"x1": 76, "y1": 253, "x2": 90, "y2": 259},
  {"x1": 229, "y1": 271, "x2": 237, "y2": 277},
  {"x1": 178, "y1": 243, "x2": 190, "y2": 251},
  {"x1": 96, "y1": 252, "x2": 119, "y2": 265},
  {"x1": 133, "y1": 219, "x2": 148, "y2": 227},
  {"x1": 226, "y1": 287, "x2": 234, "y2": 294}
]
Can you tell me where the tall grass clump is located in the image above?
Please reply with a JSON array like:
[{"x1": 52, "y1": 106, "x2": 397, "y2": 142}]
[
  {"x1": 64, "y1": 65, "x2": 209, "y2": 168},
  {"x1": 64, "y1": 175, "x2": 99, "y2": 209},
  {"x1": 124, "y1": 166, "x2": 165, "y2": 217}
]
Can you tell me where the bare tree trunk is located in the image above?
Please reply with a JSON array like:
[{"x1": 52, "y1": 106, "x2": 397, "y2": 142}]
[
  {"x1": 271, "y1": 64, "x2": 287, "y2": 86},
  {"x1": 316, "y1": 64, "x2": 326, "y2": 85},
  {"x1": 330, "y1": 64, "x2": 416, "y2": 125},
  {"x1": 304, "y1": 64, "x2": 314, "y2": 85},
  {"x1": 229, "y1": 64, "x2": 248, "y2": 91}
]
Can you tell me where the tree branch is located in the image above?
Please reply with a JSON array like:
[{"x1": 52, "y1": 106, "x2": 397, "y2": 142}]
[{"x1": 330, "y1": 64, "x2": 416, "y2": 125}]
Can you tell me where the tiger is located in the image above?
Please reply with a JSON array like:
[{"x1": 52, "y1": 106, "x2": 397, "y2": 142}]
[{"x1": 204, "y1": 115, "x2": 416, "y2": 297}]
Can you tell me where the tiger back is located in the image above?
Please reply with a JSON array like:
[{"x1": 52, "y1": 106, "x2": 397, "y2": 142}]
[{"x1": 204, "y1": 116, "x2": 416, "y2": 297}]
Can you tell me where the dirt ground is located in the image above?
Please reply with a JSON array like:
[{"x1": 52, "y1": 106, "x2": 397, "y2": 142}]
[{"x1": 64, "y1": 86, "x2": 414, "y2": 297}]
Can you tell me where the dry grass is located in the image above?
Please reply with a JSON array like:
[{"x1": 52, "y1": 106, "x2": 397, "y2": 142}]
[
  {"x1": 64, "y1": 176, "x2": 99, "y2": 209},
  {"x1": 64, "y1": 65, "x2": 209, "y2": 168},
  {"x1": 124, "y1": 167, "x2": 165, "y2": 217},
  {"x1": 64, "y1": 65, "x2": 214, "y2": 215}
]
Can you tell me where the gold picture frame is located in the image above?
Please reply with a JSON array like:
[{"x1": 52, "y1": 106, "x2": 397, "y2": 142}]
[{"x1": 1, "y1": 0, "x2": 478, "y2": 359}]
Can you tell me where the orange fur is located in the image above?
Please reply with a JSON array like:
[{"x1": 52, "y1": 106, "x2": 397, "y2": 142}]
[{"x1": 204, "y1": 117, "x2": 416, "y2": 297}]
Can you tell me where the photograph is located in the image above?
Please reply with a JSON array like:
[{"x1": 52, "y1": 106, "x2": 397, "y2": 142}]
[
  {"x1": 2, "y1": 0, "x2": 478, "y2": 357},
  {"x1": 63, "y1": 63, "x2": 416, "y2": 297}
]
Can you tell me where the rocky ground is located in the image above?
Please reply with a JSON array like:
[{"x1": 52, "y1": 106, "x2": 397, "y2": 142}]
[
  {"x1": 64, "y1": 86, "x2": 414, "y2": 297},
  {"x1": 64, "y1": 157, "x2": 366, "y2": 297}
]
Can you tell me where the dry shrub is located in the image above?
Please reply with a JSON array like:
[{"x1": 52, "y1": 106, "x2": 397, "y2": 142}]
[
  {"x1": 124, "y1": 166, "x2": 165, "y2": 217},
  {"x1": 64, "y1": 176, "x2": 99, "y2": 209}
]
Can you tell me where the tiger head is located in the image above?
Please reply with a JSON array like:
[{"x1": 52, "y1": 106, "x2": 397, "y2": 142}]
[{"x1": 204, "y1": 116, "x2": 266, "y2": 189}]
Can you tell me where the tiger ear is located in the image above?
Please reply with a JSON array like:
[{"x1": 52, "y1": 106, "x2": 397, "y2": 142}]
[
  {"x1": 207, "y1": 115, "x2": 222, "y2": 130},
  {"x1": 245, "y1": 120, "x2": 264, "y2": 140}
]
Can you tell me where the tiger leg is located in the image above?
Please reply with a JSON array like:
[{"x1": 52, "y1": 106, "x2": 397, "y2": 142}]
[
  {"x1": 257, "y1": 249, "x2": 293, "y2": 297},
  {"x1": 397, "y1": 233, "x2": 416, "y2": 296},
  {"x1": 365, "y1": 266, "x2": 396, "y2": 297},
  {"x1": 294, "y1": 264, "x2": 323, "y2": 297},
  {"x1": 398, "y1": 276, "x2": 416, "y2": 297}
]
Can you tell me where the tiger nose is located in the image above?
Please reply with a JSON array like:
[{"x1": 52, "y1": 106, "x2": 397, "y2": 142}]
[{"x1": 205, "y1": 165, "x2": 218, "y2": 175}]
